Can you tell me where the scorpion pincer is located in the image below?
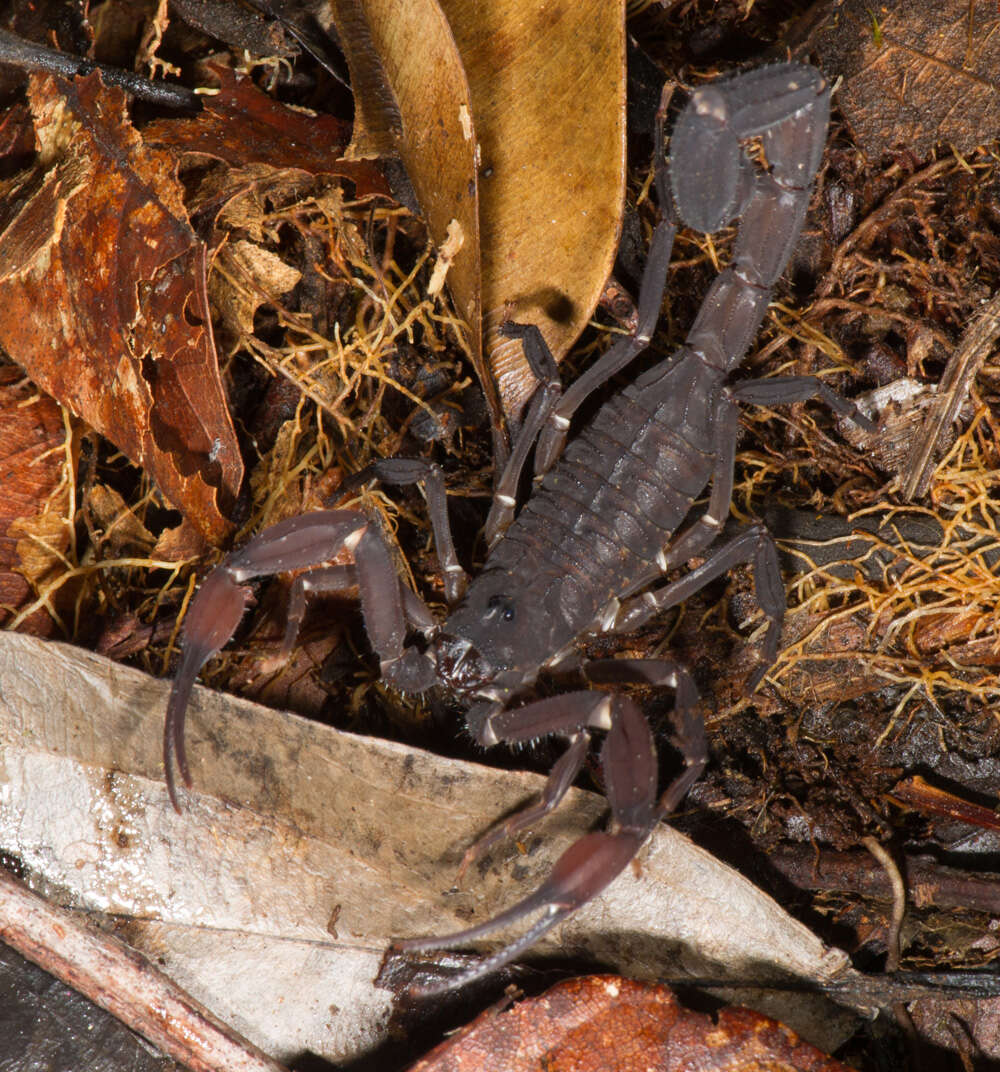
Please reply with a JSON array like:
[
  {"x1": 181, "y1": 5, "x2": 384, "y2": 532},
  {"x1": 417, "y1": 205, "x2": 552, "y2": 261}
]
[{"x1": 163, "y1": 62, "x2": 872, "y2": 989}]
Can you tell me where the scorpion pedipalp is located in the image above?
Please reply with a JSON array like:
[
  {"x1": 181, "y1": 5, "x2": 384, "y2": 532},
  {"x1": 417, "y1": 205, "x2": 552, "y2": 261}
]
[
  {"x1": 163, "y1": 510, "x2": 418, "y2": 809},
  {"x1": 395, "y1": 695, "x2": 671, "y2": 994}
]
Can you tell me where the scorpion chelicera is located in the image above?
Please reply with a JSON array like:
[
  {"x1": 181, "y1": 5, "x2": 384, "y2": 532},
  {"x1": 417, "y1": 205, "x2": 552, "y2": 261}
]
[{"x1": 163, "y1": 62, "x2": 870, "y2": 989}]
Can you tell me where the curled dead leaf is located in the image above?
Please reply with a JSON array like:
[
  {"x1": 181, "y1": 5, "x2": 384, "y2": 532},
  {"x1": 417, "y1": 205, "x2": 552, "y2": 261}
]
[
  {"x1": 333, "y1": 0, "x2": 626, "y2": 427},
  {"x1": 407, "y1": 976, "x2": 852, "y2": 1072}
]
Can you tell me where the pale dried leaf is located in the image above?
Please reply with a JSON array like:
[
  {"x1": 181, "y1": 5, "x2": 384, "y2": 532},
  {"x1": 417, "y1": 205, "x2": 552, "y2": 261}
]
[{"x1": 0, "y1": 633, "x2": 857, "y2": 1062}]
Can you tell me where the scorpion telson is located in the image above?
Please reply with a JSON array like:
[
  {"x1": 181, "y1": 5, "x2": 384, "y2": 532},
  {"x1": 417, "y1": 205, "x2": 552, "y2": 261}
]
[{"x1": 163, "y1": 63, "x2": 872, "y2": 991}]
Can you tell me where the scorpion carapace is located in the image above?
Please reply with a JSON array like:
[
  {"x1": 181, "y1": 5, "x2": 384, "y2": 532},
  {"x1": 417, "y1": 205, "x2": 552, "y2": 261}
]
[{"x1": 163, "y1": 62, "x2": 870, "y2": 991}]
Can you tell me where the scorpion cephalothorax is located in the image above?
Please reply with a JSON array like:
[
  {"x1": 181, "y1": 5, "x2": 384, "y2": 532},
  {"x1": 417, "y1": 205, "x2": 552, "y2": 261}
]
[{"x1": 163, "y1": 62, "x2": 871, "y2": 990}]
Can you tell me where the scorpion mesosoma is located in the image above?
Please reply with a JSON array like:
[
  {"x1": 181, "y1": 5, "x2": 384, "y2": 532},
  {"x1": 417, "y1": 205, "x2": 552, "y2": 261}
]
[{"x1": 164, "y1": 63, "x2": 869, "y2": 989}]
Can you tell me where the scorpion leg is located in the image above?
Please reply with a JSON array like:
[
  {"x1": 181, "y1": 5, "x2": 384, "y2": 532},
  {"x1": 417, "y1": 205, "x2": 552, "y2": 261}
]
[
  {"x1": 483, "y1": 322, "x2": 563, "y2": 544},
  {"x1": 164, "y1": 510, "x2": 433, "y2": 809},
  {"x1": 730, "y1": 375, "x2": 877, "y2": 431},
  {"x1": 620, "y1": 371, "x2": 873, "y2": 605},
  {"x1": 601, "y1": 394, "x2": 739, "y2": 616},
  {"x1": 613, "y1": 521, "x2": 783, "y2": 689},
  {"x1": 650, "y1": 394, "x2": 739, "y2": 578},
  {"x1": 346, "y1": 457, "x2": 467, "y2": 603}
]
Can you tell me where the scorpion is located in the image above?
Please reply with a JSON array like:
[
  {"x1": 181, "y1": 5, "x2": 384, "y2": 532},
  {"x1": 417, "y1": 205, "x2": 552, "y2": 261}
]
[{"x1": 163, "y1": 62, "x2": 870, "y2": 990}]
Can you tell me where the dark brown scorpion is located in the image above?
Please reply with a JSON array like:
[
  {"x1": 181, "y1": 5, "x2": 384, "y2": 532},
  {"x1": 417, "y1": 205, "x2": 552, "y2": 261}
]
[{"x1": 163, "y1": 63, "x2": 871, "y2": 988}]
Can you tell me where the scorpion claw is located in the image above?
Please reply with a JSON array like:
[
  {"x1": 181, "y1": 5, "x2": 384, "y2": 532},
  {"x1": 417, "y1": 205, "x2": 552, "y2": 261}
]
[
  {"x1": 165, "y1": 567, "x2": 255, "y2": 811},
  {"x1": 456, "y1": 731, "x2": 591, "y2": 883},
  {"x1": 395, "y1": 830, "x2": 647, "y2": 992}
]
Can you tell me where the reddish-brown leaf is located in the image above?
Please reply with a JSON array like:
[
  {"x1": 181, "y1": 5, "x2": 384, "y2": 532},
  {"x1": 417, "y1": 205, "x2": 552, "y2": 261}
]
[
  {"x1": 0, "y1": 365, "x2": 73, "y2": 636},
  {"x1": 142, "y1": 66, "x2": 389, "y2": 197},
  {"x1": 0, "y1": 72, "x2": 241, "y2": 544},
  {"x1": 408, "y1": 976, "x2": 850, "y2": 1072}
]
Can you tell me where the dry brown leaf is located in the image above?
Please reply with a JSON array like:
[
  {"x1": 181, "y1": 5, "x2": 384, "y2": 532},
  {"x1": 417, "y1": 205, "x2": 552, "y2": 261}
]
[
  {"x1": 445, "y1": 0, "x2": 626, "y2": 417},
  {"x1": 339, "y1": 0, "x2": 489, "y2": 412},
  {"x1": 337, "y1": 0, "x2": 626, "y2": 423},
  {"x1": 407, "y1": 975, "x2": 852, "y2": 1072},
  {"x1": 815, "y1": 0, "x2": 1000, "y2": 157},
  {"x1": 0, "y1": 73, "x2": 242, "y2": 544},
  {"x1": 0, "y1": 632, "x2": 860, "y2": 1062}
]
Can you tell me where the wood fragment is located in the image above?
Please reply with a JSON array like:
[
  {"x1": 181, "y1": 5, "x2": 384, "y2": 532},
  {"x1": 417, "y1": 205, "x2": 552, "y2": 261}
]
[{"x1": 0, "y1": 868, "x2": 289, "y2": 1072}]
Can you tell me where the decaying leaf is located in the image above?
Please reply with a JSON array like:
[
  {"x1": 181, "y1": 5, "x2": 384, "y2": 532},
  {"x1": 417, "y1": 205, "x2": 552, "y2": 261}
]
[
  {"x1": 814, "y1": 0, "x2": 1000, "y2": 157},
  {"x1": 0, "y1": 365, "x2": 73, "y2": 636},
  {"x1": 909, "y1": 990, "x2": 1000, "y2": 1062},
  {"x1": 141, "y1": 65, "x2": 386, "y2": 195},
  {"x1": 0, "y1": 72, "x2": 241, "y2": 544},
  {"x1": 209, "y1": 239, "x2": 302, "y2": 357},
  {"x1": 407, "y1": 975, "x2": 852, "y2": 1072},
  {"x1": 0, "y1": 632, "x2": 860, "y2": 1062}
]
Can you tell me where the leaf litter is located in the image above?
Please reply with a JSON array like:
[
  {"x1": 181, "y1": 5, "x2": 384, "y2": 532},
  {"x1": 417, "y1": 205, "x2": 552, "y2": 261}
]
[{"x1": 1, "y1": 0, "x2": 1000, "y2": 1067}]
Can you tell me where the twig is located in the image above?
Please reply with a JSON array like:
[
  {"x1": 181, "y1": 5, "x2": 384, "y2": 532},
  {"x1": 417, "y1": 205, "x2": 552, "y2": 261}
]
[
  {"x1": 901, "y1": 289, "x2": 1000, "y2": 500},
  {"x1": 0, "y1": 29, "x2": 200, "y2": 109},
  {"x1": 768, "y1": 844, "x2": 1000, "y2": 915},
  {"x1": 0, "y1": 868, "x2": 288, "y2": 1072}
]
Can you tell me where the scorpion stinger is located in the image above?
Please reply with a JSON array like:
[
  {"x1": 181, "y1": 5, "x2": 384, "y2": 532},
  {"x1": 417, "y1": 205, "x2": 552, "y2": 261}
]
[{"x1": 164, "y1": 62, "x2": 874, "y2": 990}]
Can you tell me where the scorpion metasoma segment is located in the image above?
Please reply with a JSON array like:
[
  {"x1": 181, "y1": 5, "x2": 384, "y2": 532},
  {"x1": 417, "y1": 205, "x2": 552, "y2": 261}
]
[{"x1": 164, "y1": 63, "x2": 871, "y2": 990}]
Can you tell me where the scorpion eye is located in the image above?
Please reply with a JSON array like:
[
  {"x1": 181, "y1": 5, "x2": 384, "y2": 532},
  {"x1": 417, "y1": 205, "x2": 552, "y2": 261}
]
[{"x1": 487, "y1": 593, "x2": 516, "y2": 622}]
